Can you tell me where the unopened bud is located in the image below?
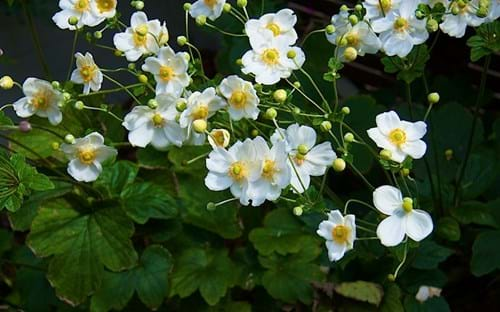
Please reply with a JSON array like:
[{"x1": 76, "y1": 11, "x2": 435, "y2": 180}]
[
  {"x1": 344, "y1": 47, "x2": 358, "y2": 62},
  {"x1": 320, "y1": 121, "x2": 332, "y2": 132},
  {"x1": 138, "y1": 74, "x2": 148, "y2": 84},
  {"x1": 176, "y1": 99, "x2": 187, "y2": 112},
  {"x1": 333, "y1": 158, "x2": 346, "y2": 172},
  {"x1": 427, "y1": 92, "x2": 440, "y2": 104},
  {"x1": 344, "y1": 132, "x2": 355, "y2": 143},
  {"x1": 426, "y1": 19, "x2": 438, "y2": 32},
  {"x1": 223, "y1": 3, "x2": 232, "y2": 12},
  {"x1": 445, "y1": 149, "x2": 453, "y2": 160},
  {"x1": 177, "y1": 36, "x2": 187, "y2": 46},
  {"x1": 264, "y1": 108, "x2": 277, "y2": 120},
  {"x1": 18, "y1": 120, "x2": 32, "y2": 133},
  {"x1": 293, "y1": 205, "x2": 303, "y2": 216},
  {"x1": 134, "y1": 1, "x2": 144, "y2": 10},
  {"x1": 251, "y1": 129, "x2": 259, "y2": 137},
  {"x1": 297, "y1": 144, "x2": 309, "y2": 155},
  {"x1": 196, "y1": 15, "x2": 207, "y2": 26},
  {"x1": 237, "y1": 0, "x2": 247, "y2": 8},
  {"x1": 380, "y1": 149, "x2": 392, "y2": 160},
  {"x1": 68, "y1": 16, "x2": 79, "y2": 26},
  {"x1": 401, "y1": 168, "x2": 410, "y2": 177},
  {"x1": 348, "y1": 15, "x2": 359, "y2": 25},
  {"x1": 273, "y1": 89, "x2": 287, "y2": 103},
  {"x1": 193, "y1": 119, "x2": 207, "y2": 133},
  {"x1": 183, "y1": 3, "x2": 191, "y2": 11},
  {"x1": 93, "y1": 31, "x2": 103, "y2": 39},
  {"x1": 51, "y1": 81, "x2": 60, "y2": 89},
  {"x1": 74, "y1": 101, "x2": 85, "y2": 110},
  {"x1": 340, "y1": 4, "x2": 349, "y2": 11},
  {"x1": 355, "y1": 4, "x2": 363, "y2": 11},
  {"x1": 0, "y1": 76, "x2": 14, "y2": 90},
  {"x1": 325, "y1": 24, "x2": 336, "y2": 34},
  {"x1": 65, "y1": 134, "x2": 76, "y2": 144},
  {"x1": 148, "y1": 99, "x2": 158, "y2": 109},
  {"x1": 287, "y1": 50, "x2": 297, "y2": 59},
  {"x1": 63, "y1": 92, "x2": 71, "y2": 101},
  {"x1": 51, "y1": 142, "x2": 60, "y2": 150},
  {"x1": 206, "y1": 202, "x2": 216, "y2": 211},
  {"x1": 293, "y1": 81, "x2": 301, "y2": 88},
  {"x1": 341, "y1": 106, "x2": 351, "y2": 115}
]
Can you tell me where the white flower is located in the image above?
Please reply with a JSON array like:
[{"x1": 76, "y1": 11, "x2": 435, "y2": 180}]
[
  {"x1": 70, "y1": 52, "x2": 103, "y2": 95},
  {"x1": 180, "y1": 87, "x2": 226, "y2": 145},
  {"x1": 142, "y1": 46, "x2": 190, "y2": 97},
  {"x1": 373, "y1": 185, "x2": 433, "y2": 247},
  {"x1": 487, "y1": 0, "x2": 500, "y2": 22},
  {"x1": 316, "y1": 210, "x2": 356, "y2": 261},
  {"x1": 113, "y1": 12, "x2": 162, "y2": 62},
  {"x1": 415, "y1": 286, "x2": 442, "y2": 302},
  {"x1": 157, "y1": 22, "x2": 170, "y2": 46},
  {"x1": 364, "y1": 0, "x2": 402, "y2": 22},
  {"x1": 52, "y1": 0, "x2": 107, "y2": 30},
  {"x1": 208, "y1": 129, "x2": 230, "y2": 148},
  {"x1": 245, "y1": 137, "x2": 291, "y2": 206},
  {"x1": 272, "y1": 124, "x2": 336, "y2": 193},
  {"x1": 440, "y1": 0, "x2": 486, "y2": 38},
  {"x1": 13, "y1": 78, "x2": 63, "y2": 125},
  {"x1": 219, "y1": 75, "x2": 259, "y2": 121},
  {"x1": 371, "y1": 0, "x2": 429, "y2": 57},
  {"x1": 122, "y1": 94, "x2": 185, "y2": 149},
  {"x1": 245, "y1": 9, "x2": 298, "y2": 46},
  {"x1": 61, "y1": 132, "x2": 117, "y2": 182},
  {"x1": 189, "y1": 0, "x2": 226, "y2": 21},
  {"x1": 367, "y1": 111, "x2": 427, "y2": 163},
  {"x1": 90, "y1": 0, "x2": 117, "y2": 20},
  {"x1": 205, "y1": 138, "x2": 262, "y2": 206},
  {"x1": 242, "y1": 32, "x2": 305, "y2": 85}
]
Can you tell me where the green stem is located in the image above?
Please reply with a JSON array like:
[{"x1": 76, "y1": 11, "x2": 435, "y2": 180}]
[
  {"x1": 78, "y1": 83, "x2": 144, "y2": 97},
  {"x1": 349, "y1": 162, "x2": 375, "y2": 191},
  {"x1": 344, "y1": 198, "x2": 378, "y2": 214},
  {"x1": 205, "y1": 23, "x2": 246, "y2": 37},
  {"x1": 67, "y1": 28, "x2": 79, "y2": 81},
  {"x1": 298, "y1": 67, "x2": 331, "y2": 113},
  {"x1": 285, "y1": 79, "x2": 326, "y2": 114},
  {"x1": 300, "y1": 29, "x2": 325, "y2": 46},
  {"x1": 102, "y1": 73, "x2": 142, "y2": 105}
]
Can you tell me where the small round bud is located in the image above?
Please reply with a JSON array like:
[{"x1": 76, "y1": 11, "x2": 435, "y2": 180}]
[
  {"x1": 134, "y1": 1, "x2": 144, "y2": 10},
  {"x1": 114, "y1": 50, "x2": 123, "y2": 57},
  {"x1": 138, "y1": 74, "x2": 148, "y2": 84},
  {"x1": 184, "y1": 53, "x2": 191, "y2": 62},
  {"x1": 293, "y1": 206, "x2": 303, "y2": 216},
  {"x1": 195, "y1": 15, "x2": 207, "y2": 26},
  {"x1": 348, "y1": 15, "x2": 359, "y2": 25},
  {"x1": 51, "y1": 81, "x2": 60, "y2": 89},
  {"x1": 206, "y1": 202, "x2": 217, "y2": 211},
  {"x1": 355, "y1": 4, "x2": 363, "y2": 11},
  {"x1": 380, "y1": 149, "x2": 392, "y2": 160},
  {"x1": 343, "y1": 47, "x2": 358, "y2": 62},
  {"x1": 451, "y1": 5, "x2": 460, "y2": 15},
  {"x1": 51, "y1": 142, "x2": 60, "y2": 150},
  {"x1": 237, "y1": 0, "x2": 247, "y2": 8},
  {"x1": 0, "y1": 76, "x2": 14, "y2": 90},
  {"x1": 264, "y1": 108, "x2": 277, "y2": 120},
  {"x1": 183, "y1": 3, "x2": 191, "y2": 11},
  {"x1": 93, "y1": 31, "x2": 103, "y2": 39},
  {"x1": 344, "y1": 132, "x2": 355, "y2": 143},
  {"x1": 293, "y1": 107, "x2": 301, "y2": 114},
  {"x1": 445, "y1": 149, "x2": 453, "y2": 160},
  {"x1": 223, "y1": 3, "x2": 232, "y2": 12},
  {"x1": 193, "y1": 119, "x2": 207, "y2": 133},
  {"x1": 128, "y1": 63, "x2": 136, "y2": 70},
  {"x1": 273, "y1": 89, "x2": 287, "y2": 103},
  {"x1": 65, "y1": 134, "x2": 76, "y2": 144},
  {"x1": 325, "y1": 24, "x2": 336, "y2": 34},
  {"x1": 251, "y1": 129, "x2": 259, "y2": 137},
  {"x1": 426, "y1": 19, "x2": 438, "y2": 33},
  {"x1": 297, "y1": 144, "x2": 309, "y2": 155},
  {"x1": 235, "y1": 58, "x2": 243, "y2": 66},
  {"x1": 18, "y1": 120, "x2": 32, "y2": 133},
  {"x1": 148, "y1": 99, "x2": 158, "y2": 109},
  {"x1": 68, "y1": 16, "x2": 79, "y2": 26},
  {"x1": 402, "y1": 197, "x2": 413, "y2": 213},
  {"x1": 387, "y1": 274, "x2": 396, "y2": 282},
  {"x1": 253, "y1": 83, "x2": 262, "y2": 92},
  {"x1": 287, "y1": 50, "x2": 297, "y2": 59},
  {"x1": 477, "y1": 7, "x2": 488, "y2": 17},
  {"x1": 337, "y1": 36, "x2": 348, "y2": 47},
  {"x1": 63, "y1": 92, "x2": 71, "y2": 101},
  {"x1": 293, "y1": 81, "x2": 301, "y2": 88},
  {"x1": 401, "y1": 168, "x2": 410, "y2": 177},
  {"x1": 341, "y1": 106, "x2": 351, "y2": 115},
  {"x1": 176, "y1": 99, "x2": 187, "y2": 112},
  {"x1": 320, "y1": 121, "x2": 332, "y2": 132},
  {"x1": 415, "y1": 10, "x2": 425, "y2": 20},
  {"x1": 333, "y1": 158, "x2": 346, "y2": 172},
  {"x1": 74, "y1": 101, "x2": 85, "y2": 110},
  {"x1": 340, "y1": 4, "x2": 349, "y2": 11},
  {"x1": 177, "y1": 35, "x2": 187, "y2": 46},
  {"x1": 428, "y1": 92, "x2": 440, "y2": 104}
]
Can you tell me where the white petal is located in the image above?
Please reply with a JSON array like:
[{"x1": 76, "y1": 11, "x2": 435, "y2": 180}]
[
  {"x1": 367, "y1": 128, "x2": 395, "y2": 151},
  {"x1": 400, "y1": 140, "x2": 427, "y2": 159},
  {"x1": 327, "y1": 210, "x2": 344, "y2": 224},
  {"x1": 326, "y1": 240, "x2": 347, "y2": 261},
  {"x1": 405, "y1": 210, "x2": 433, "y2": 242},
  {"x1": 205, "y1": 172, "x2": 233, "y2": 191},
  {"x1": 13, "y1": 98, "x2": 35, "y2": 118},
  {"x1": 95, "y1": 146, "x2": 117, "y2": 163},
  {"x1": 376, "y1": 213, "x2": 406, "y2": 247},
  {"x1": 128, "y1": 124, "x2": 154, "y2": 147},
  {"x1": 67, "y1": 159, "x2": 101, "y2": 182},
  {"x1": 376, "y1": 111, "x2": 401, "y2": 135},
  {"x1": 373, "y1": 185, "x2": 403, "y2": 215},
  {"x1": 306, "y1": 142, "x2": 336, "y2": 167},
  {"x1": 401, "y1": 121, "x2": 427, "y2": 140}
]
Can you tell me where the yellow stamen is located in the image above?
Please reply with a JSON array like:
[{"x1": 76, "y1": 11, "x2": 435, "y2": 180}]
[
  {"x1": 159, "y1": 66, "x2": 175, "y2": 82},
  {"x1": 229, "y1": 161, "x2": 247, "y2": 181},
  {"x1": 78, "y1": 147, "x2": 96, "y2": 165},
  {"x1": 262, "y1": 159, "x2": 277, "y2": 179},
  {"x1": 32, "y1": 93, "x2": 50, "y2": 110},
  {"x1": 80, "y1": 65, "x2": 96, "y2": 83},
  {"x1": 133, "y1": 24, "x2": 149, "y2": 47},
  {"x1": 389, "y1": 128, "x2": 407, "y2": 146},
  {"x1": 152, "y1": 113, "x2": 165, "y2": 127},
  {"x1": 345, "y1": 32, "x2": 360, "y2": 47},
  {"x1": 191, "y1": 104, "x2": 209, "y2": 120},
  {"x1": 332, "y1": 225, "x2": 350, "y2": 244},
  {"x1": 262, "y1": 48, "x2": 280, "y2": 65},
  {"x1": 379, "y1": 0, "x2": 392, "y2": 12},
  {"x1": 204, "y1": 0, "x2": 217, "y2": 8},
  {"x1": 74, "y1": 0, "x2": 90, "y2": 12},
  {"x1": 394, "y1": 17, "x2": 409, "y2": 32},
  {"x1": 95, "y1": 0, "x2": 116, "y2": 13},
  {"x1": 266, "y1": 22, "x2": 281, "y2": 36},
  {"x1": 229, "y1": 90, "x2": 247, "y2": 109}
]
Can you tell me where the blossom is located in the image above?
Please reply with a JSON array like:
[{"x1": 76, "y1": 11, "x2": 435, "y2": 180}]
[
  {"x1": 245, "y1": 9, "x2": 298, "y2": 46},
  {"x1": 122, "y1": 94, "x2": 185, "y2": 149},
  {"x1": 367, "y1": 111, "x2": 427, "y2": 163},
  {"x1": 179, "y1": 87, "x2": 226, "y2": 145},
  {"x1": 487, "y1": 0, "x2": 500, "y2": 22},
  {"x1": 272, "y1": 124, "x2": 336, "y2": 193},
  {"x1": 53, "y1": 0, "x2": 115, "y2": 30},
  {"x1": 61, "y1": 132, "x2": 117, "y2": 182},
  {"x1": 242, "y1": 32, "x2": 305, "y2": 85},
  {"x1": 373, "y1": 185, "x2": 433, "y2": 247},
  {"x1": 364, "y1": 0, "x2": 402, "y2": 22},
  {"x1": 245, "y1": 137, "x2": 291, "y2": 206},
  {"x1": 142, "y1": 47, "x2": 190, "y2": 97},
  {"x1": 415, "y1": 286, "x2": 442, "y2": 302},
  {"x1": 316, "y1": 210, "x2": 356, "y2": 261},
  {"x1": 205, "y1": 138, "x2": 262, "y2": 205},
  {"x1": 208, "y1": 129, "x2": 230, "y2": 148},
  {"x1": 113, "y1": 12, "x2": 162, "y2": 62},
  {"x1": 189, "y1": 0, "x2": 226, "y2": 21},
  {"x1": 440, "y1": 0, "x2": 486, "y2": 38},
  {"x1": 371, "y1": 0, "x2": 429, "y2": 57},
  {"x1": 219, "y1": 75, "x2": 259, "y2": 121},
  {"x1": 70, "y1": 52, "x2": 103, "y2": 94},
  {"x1": 90, "y1": 0, "x2": 117, "y2": 20},
  {"x1": 13, "y1": 78, "x2": 63, "y2": 125}
]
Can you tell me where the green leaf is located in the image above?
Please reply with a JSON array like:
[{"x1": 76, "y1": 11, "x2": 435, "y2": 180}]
[
  {"x1": 436, "y1": 217, "x2": 461, "y2": 242},
  {"x1": 466, "y1": 21, "x2": 500, "y2": 61},
  {"x1": 249, "y1": 208, "x2": 308, "y2": 256},
  {"x1": 381, "y1": 44, "x2": 430, "y2": 84},
  {"x1": 91, "y1": 245, "x2": 173, "y2": 311},
  {"x1": 461, "y1": 152, "x2": 497, "y2": 200},
  {"x1": 120, "y1": 182, "x2": 178, "y2": 224},
  {"x1": 94, "y1": 161, "x2": 138, "y2": 196},
  {"x1": 334, "y1": 281, "x2": 384, "y2": 306},
  {"x1": 452, "y1": 201, "x2": 498, "y2": 228},
  {"x1": 170, "y1": 247, "x2": 236, "y2": 306},
  {"x1": 404, "y1": 296, "x2": 450, "y2": 312},
  {"x1": 0, "y1": 110, "x2": 13, "y2": 125},
  {"x1": 168, "y1": 145, "x2": 210, "y2": 175},
  {"x1": 412, "y1": 241, "x2": 453, "y2": 270},
  {"x1": 137, "y1": 147, "x2": 170, "y2": 168},
  {"x1": 27, "y1": 199, "x2": 138, "y2": 305},
  {"x1": 380, "y1": 284, "x2": 404, "y2": 312},
  {"x1": 471, "y1": 230, "x2": 500, "y2": 276}
]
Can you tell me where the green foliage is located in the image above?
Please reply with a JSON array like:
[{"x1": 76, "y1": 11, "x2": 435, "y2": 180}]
[
  {"x1": 334, "y1": 281, "x2": 384, "y2": 306},
  {"x1": 471, "y1": 230, "x2": 500, "y2": 276},
  {"x1": 381, "y1": 44, "x2": 430, "y2": 84},
  {"x1": 467, "y1": 21, "x2": 500, "y2": 61},
  {"x1": 412, "y1": 241, "x2": 454, "y2": 270}
]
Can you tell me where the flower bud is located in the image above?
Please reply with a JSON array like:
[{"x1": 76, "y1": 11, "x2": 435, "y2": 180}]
[
  {"x1": 355, "y1": 4, "x2": 363, "y2": 11},
  {"x1": 134, "y1": 1, "x2": 144, "y2": 10},
  {"x1": 183, "y1": 3, "x2": 191, "y2": 11},
  {"x1": 176, "y1": 99, "x2": 187, "y2": 112},
  {"x1": 333, "y1": 158, "x2": 346, "y2": 172},
  {"x1": 206, "y1": 202, "x2": 217, "y2": 211},
  {"x1": 51, "y1": 142, "x2": 60, "y2": 150},
  {"x1": 336, "y1": 36, "x2": 348, "y2": 47},
  {"x1": 341, "y1": 106, "x2": 351, "y2": 115},
  {"x1": 380, "y1": 149, "x2": 392, "y2": 160},
  {"x1": 93, "y1": 31, "x2": 103, "y2": 39},
  {"x1": 0, "y1": 76, "x2": 14, "y2": 90},
  {"x1": 74, "y1": 101, "x2": 85, "y2": 110},
  {"x1": 343, "y1": 47, "x2": 358, "y2": 62},
  {"x1": 348, "y1": 15, "x2": 359, "y2": 25},
  {"x1": 63, "y1": 92, "x2": 71, "y2": 101},
  {"x1": 114, "y1": 50, "x2": 123, "y2": 57},
  {"x1": 177, "y1": 35, "x2": 187, "y2": 46},
  {"x1": 148, "y1": 99, "x2": 158, "y2": 109},
  {"x1": 237, "y1": 0, "x2": 247, "y2": 8},
  {"x1": 264, "y1": 108, "x2": 277, "y2": 120},
  {"x1": 325, "y1": 24, "x2": 336, "y2": 34},
  {"x1": 293, "y1": 205, "x2": 303, "y2": 216},
  {"x1": 293, "y1": 81, "x2": 301, "y2": 88},
  {"x1": 401, "y1": 168, "x2": 410, "y2": 177},
  {"x1": 138, "y1": 74, "x2": 148, "y2": 84},
  {"x1": 18, "y1": 120, "x2": 32, "y2": 133},
  {"x1": 415, "y1": 10, "x2": 425, "y2": 20},
  {"x1": 193, "y1": 119, "x2": 207, "y2": 133},
  {"x1": 340, "y1": 4, "x2": 349, "y2": 11},
  {"x1": 297, "y1": 144, "x2": 309, "y2": 155},
  {"x1": 128, "y1": 63, "x2": 136, "y2": 70},
  {"x1": 235, "y1": 58, "x2": 243, "y2": 66},
  {"x1": 428, "y1": 92, "x2": 440, "y2": 104},
  {"x1": 320, "y1": 121, "x2": 332, "y2": 132},
  {"x1": 223, "y1": 3, "x2": 232, "y2": 12},
  {"x1": 426, "y1": 19, "x2": 438, "y2": 33},
  {"x1": 344, "y1": 132, "x2": 355, "y2": 143},
  {"x1": 65, "y1": 134, "x2": 76, "y2": 144},
  {"x1": 51, "y1": 81, "x2": 60, "y2": 89},
  {"x1": 445, "y1": 149, "x2": 453, "y2": 160},
  {"x1": 387, "y1": 274, "x2": 396, "y2": 282},
  {"x1": 287, "y1": 50, "x2": 297, "y2": 59},
  {"x1": 273, "y1": 89, "x2": 287, "y2": 103},
  {"x1": 196, "y1": 15, "x2": 207, "y2": 26},
  {"x1": 293, "y1": 107, "x2": 301, "y2": 114},
  {"x1": 68, "y1": 16, "x2": 79, "y2": 26},
  {"x1": 251, "y1": 129, "x2": 259, "y2": 137}
]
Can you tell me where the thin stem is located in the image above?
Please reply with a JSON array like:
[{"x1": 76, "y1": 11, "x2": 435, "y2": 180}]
[
  {"x1": 333, "y1": 78, "x2": 339, "y2": 113},
  {"x1": 393, "y1": 241, "x2": 408, "y2": 279},
  {"x1": 298, "y1": 66, "x2": 331, "y2": 113},
  {"x1": 67, "y1": 29, "x2": 79, "y2": 81},
  {"x1": 22, "y1": 0, "x2": 51, "y2": 79},
  {"x1": 356, "y1": 237, "x2": 379, "y2": 241},
  {"x1": 285, "y1": 79, "x2": 326, "y2": 114},
  {"x1": 205, "y1": 23, "x2": 246, "y2": 37},
  {"x1": 406, "y1": 83, "x2": 413, "y2": 119},
  {"x1": 185, "y1": 42, "x2": 205, "y2": 76},
  {"x1": 318, "y1": 167, "x2": 329, "y2": 199},
  {"x1": 300, "y1": 29, "x2": 325, "y2": 46},
  {"x1": 185, "y1": 11, "x2": 194, "y2": 60},
  {"x1": 78, "y1": 83, "x2": 144, "y2": 97},
  {"x1": 344, "y1": 198, "x2": 378, "y2": 214},
  {"x1": 186, "y1": 152, "x2": 210, "y2": 165},
  {"x1": 0, "y1": 104, "x2": 13, "y2": 112},
  {"x1": 356, "y1": 225, "x2": 376, "y2": 234},
  {"x1": 349, "y1": 162, "x2": 375, "y2": 191},
  {"x1": 82, "y1": 105, "x2": 123, "y2": 122},
  {"x1": 102, "y1": 73, "x2": 142, "y2": 105}
]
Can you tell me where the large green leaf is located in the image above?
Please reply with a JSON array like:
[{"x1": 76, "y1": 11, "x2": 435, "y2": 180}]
[
  {"x1": 381, "y1": 44, "x2": 430, "y2": 84},
  {"x1": 451, "y1": 201, "x2": 498, "y2": 228},
  {"x1": 335, "y1": 281, "x2": 384, "y2": 306},
  {"x1": 466, "y1": 21, "x2": 500, "y2": 62},
  {"x1": 27, "y1": 199, "x2": 138, "y2": 305},
  {"x1": 471, "y1": 230, "x2": 500, "y2": 276},
  {"x1": 94, "y1": 161, "x2": 138, "y2": 196},
  {"x1": 380, "y1": 284, "x2": 404, "y2": 312},
  {"x1": 412, "y1": 241, "x2": 454, "y2": 270}
]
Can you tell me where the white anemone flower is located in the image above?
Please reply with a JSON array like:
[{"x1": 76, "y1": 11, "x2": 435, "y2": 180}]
[
  {"x1": 142, "y1": 47, "x2": 190, "y2": 97},
  {"x1": 440, "y1": 0, "x2": 487, "y2": 38},
  {"x1": 113, "y1": 12, "x2": 162, "y2": 62},
  {"x1": 53, "y1": 0, "x2": 104, "y2": 30},
  {"x1": 205, "y1": 138, "x2": 262, "y2": 206},
  {"x1": 371, "y1": 0, "x2": 429, "y2": 57},
  {"x1": 373, "y1": 185, "x2": 433, "y2": 247},
  {"x1": 90, "y1": 0, "x2": 117, "y2": 20},
  {"x1": 122, "y1": 94, "x2": 185, "y2": 149},
  {"x1": 367, "y1": 111, "x2": 427, "y2": 163},
  {"x1": 208, "y1": 129, "x2": 230, "y2": 149},
  {"x1": 61, "y1": 132, "x2": 117, "y2": 182},
  {"x1": 71, "y1": 52, "x2": 103, "y2": 95},
  {"x1": 189, "y1": 0, "x2": 226, "y2": 21},
  {"x1": 241, "y1": 32, "x2": 305, "y2": 85},
  {"x1": 316, "y1": 210, "x2": 356, "y2": 261},
  {"x1": 245, "y1": 9, "x2": 298, "y2": 46},
  {"x1": 272, "y1": 124, "x2": 336, "y2": 193},
  {"x1": 329, "y1": 21, "x2": 381, "y2": 61},
  {"x1": 245, "y1": 137, "x2": 291, "y2": 206},
  {"x1": 219, "y1": 75, "x2": 259, "y2": 121},
  {"x1": 13, "y1": 78, "x2": 63, "y2": 125},
  {"x1": 180, "y1": 87, "x2": 226, "y2": 145},
  {"x1": 415, "y1": 286, "x2": 442, "y2": 303},
  {"x1": 364, "y1": 0, "x2": 402, "y2": 22}
]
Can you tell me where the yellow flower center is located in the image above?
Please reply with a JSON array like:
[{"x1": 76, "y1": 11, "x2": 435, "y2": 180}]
[
  {"x1": 152, "y1": 113, "x2": 165, "y2": 127},
  {"x1": 345, "y1": 32, "x2": 360, "y2": 47},
  {"x1": 294, "y1": 153, "x2": 305, "y2": 166},
  {"x1": 262, "y1": 48, "x2": 280, "y2": 65},
  {"x1": 32, "y1": 93, "x2": 50, "y2": 110},
  {"x1": 266, "y1": 22, "x2": 281, "y2": 36},
  {"x1": 204, "y1": 0, "x2": 217, "y2": 8},
  {"x1": 211, "y1": 131, "x2": 227, "y2": 147},
  {"x1": 332, "y1": 225, "x2": 350, "y2": 244},
  {"x1": 78, "y1": 147, "x2": 96, "y2": 165},
  {"x1": 229, "y1": 90, "x2": 247, "y2": 109},
  {"x1": 394, "y1": 17, "x2": 409, "y2": 32},
  {"x1": 95, "y1": 0, "x2": 116, "y2": 13},
  {"x1": 262, "y1": 159, "x2": 277, "y2": 180},
  {"x1": 229, "y1": 161, "x2": 247, "y2": 181},
  {"x1": 378, "y1": 0, "x2": 392, "y2": 13},
  {"x1": 80, "y1": 65, "x2": 96, "y2": 83},
  {"x1": 191, "y1": 104, "x2": 209, "y2": 120},
  {"x1": 402, "y1": 197, "x2": 413, "y2": 213},
  {"x1": 159, "y1": 66, "x2": 175, "y2": 82},
  {"x1": 133, "y1": 24, "x2": 149, "y2": 47},
  {"x1": 389, "y1": 128, "x2": 407, "y2": 146},
  {"x1": 74, "y1": 0, "x2": 90, "y2": 12}
]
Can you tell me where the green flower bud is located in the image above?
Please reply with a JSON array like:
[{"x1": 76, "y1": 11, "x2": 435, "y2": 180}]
[
  {"x1": 273, "y1": 89, "x2": 287, "y2": 103},
  {"x1": 320, "y1": 121, "x2": 332, "y2": 132},
  {"x1": 134, "y1": 1, "x2": 144, "y2": 10},
  {"x1": 51, "y1": 81, "x2": 60, "y2": 89},
  {"x1": 427, "y1": 92, "x2": 440, "y2": 104},
  {"x1": 206, "y1": 202, "x2": 217, "y2": 211},
  {"x1": 348, "y1": 15, "x2": 359, "y2": 25},
  {"x1": 148, "y1": 99, "x2": 158, "y2": 109},
  {"x1": 177, "y1": 36, "x2": 187, "y2": 46},
  {"x1": 333, "y1": 158, "x2": 346, "y2": 172},
  {"x1": 264, "y1": 108, "x2": 277, "y2": 120},
  {"x1": 196, "y1": 15, "x2": 207, "y2": 26},
  {"x1": 355, "y1": 4, "x2": 363, "y2": 12},
  {"x1": 68, "y1": 16, "x2": 79, "y2": 26},
  {"x1": 237, "y1": 0, "x2": 247, "y2": 8},
  {"x1": 93, "y1": 31, "x2": 103, "y2": 39},
  {"x1": 341, "y1": 106, "x2": 351, "y2": 115},
  {"x1": 287, "y1": 49, "x2": 297, "y2": 59},
  {"x1": 223, "y1": 3, "x2": 232, "y2": 12},
  {"x1": 65, "y1": 134, "x2": 76, "y2": 144},
  {"x1": 138, "y1": 74, "x2": 148, "y2": 83},
  {"x1": 344, "y1": 132, "x2": 355, "y2": 143},
  {"x1": 293, "y1": 81, "x2": 301, "y2": 88},
  {"x1": 325, "y1": 24, "x2": 336, "y2": 34},
  {"x1": 176, "y1": 99, "x2": 187, "y2": 112},
  {"x1": 426, "y1": 19, "x2": 438, "y2": 32},
  {"x1": 293, "y1": 205, "x2": 303, "y2": 216},
  {"x1": 74, "y1": 101, "x2": 85, "y2": 110},
  {"x1": 297, "y1": 144, "x2": 309, "y2": 155},
  {"x1": 380, "y1": 149, "x2": 392, "y2": 160},
  {"x1": 193, "y1": 119, "x2": 207, "y2": 133},
  {"x1": 344, "y1": 47, "x2": 357, "y2": 62},
  {"x1": 128, "y1": 63, "x2": 136, "y2": 70},
  {"x1": 183, "y1": 3, "x2": 191, "y2": 11}
]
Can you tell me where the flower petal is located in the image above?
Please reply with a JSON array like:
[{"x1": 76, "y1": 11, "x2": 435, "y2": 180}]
[
  {"x1": 405, "y1": 209, "x2": 433, "y2": 242},
  {"x1": 373, "y1": 185, "x2": 403, "y2": 215},
  {"x1": 376, "y1": 213, "x2": 406, "y2": 247}
]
